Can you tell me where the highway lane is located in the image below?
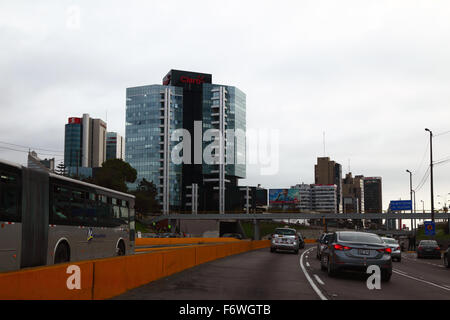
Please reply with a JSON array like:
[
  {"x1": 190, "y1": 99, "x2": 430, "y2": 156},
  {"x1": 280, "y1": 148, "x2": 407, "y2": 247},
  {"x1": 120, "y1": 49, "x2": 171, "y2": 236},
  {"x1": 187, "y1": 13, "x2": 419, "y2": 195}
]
[
  {"x1": 303, "y1": 247, "x2": 450, "y2": 300},
  {"x1": 114, "y1": 244, "x2": 449, "y2": 300},
  {"x1": 115, "y1": 246, "x2": 320, "y2": 300}
]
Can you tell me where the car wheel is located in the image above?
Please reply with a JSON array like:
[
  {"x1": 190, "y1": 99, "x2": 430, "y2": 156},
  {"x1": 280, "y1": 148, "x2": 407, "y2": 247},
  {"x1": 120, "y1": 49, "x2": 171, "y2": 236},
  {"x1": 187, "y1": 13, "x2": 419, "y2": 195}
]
[
  {"x1": 294, "y1": 249, "x2": 299, "y2": 255},
  {"x1": 444, "y1": 255, "x2": 449, "y2": 268},
  {"x1": 270, "y1": 247, "x2": 275, "y2": 253},
  {"x1": 397, "y1": 257, "x2": 401, "y2": 262},
  {"x1": 381, "y1": 270, "x2": 392, "y2": 282}
]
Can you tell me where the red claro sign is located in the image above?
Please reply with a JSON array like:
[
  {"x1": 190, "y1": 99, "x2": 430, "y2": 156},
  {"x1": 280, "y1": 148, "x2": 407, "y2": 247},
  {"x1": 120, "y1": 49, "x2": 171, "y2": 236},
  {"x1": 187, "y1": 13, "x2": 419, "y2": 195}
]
[{"x1": 180, "y1": 75, "x2": 205, "y2": 85}]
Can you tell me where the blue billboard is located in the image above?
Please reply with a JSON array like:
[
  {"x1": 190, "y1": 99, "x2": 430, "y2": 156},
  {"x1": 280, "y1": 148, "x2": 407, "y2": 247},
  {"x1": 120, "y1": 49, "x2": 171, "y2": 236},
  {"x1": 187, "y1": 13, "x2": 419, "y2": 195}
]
[{"x1": 390, "y1": 200, "x2": 412, "y2": 211}]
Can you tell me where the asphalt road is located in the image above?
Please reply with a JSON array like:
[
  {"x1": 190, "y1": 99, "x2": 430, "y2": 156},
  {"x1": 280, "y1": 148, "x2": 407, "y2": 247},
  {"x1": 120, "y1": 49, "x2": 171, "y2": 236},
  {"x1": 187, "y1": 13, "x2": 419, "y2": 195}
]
[{"x1": 114, "y1": 245, "x2": 450, "y2": 300}]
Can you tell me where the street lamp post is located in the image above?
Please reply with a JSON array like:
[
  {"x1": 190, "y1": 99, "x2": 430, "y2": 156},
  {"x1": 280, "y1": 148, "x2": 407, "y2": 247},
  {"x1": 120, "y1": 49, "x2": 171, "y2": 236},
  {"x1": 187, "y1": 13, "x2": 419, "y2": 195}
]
[
  {"x1": 425, "y1": 128, "x2": 434, "y2": 222},
  {"x1": 406, "y1": 170, "x2": 413, "y2": 232},
  {"x1": 412, "y1": 189, "x2": 416, "y2": 231}
]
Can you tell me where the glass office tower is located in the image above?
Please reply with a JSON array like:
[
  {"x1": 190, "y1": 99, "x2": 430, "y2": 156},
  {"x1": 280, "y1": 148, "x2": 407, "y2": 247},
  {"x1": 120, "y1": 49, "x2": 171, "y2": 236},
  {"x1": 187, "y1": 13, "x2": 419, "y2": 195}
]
[{"x1": 126, "y1": 70, "x2": 246, "y2": 213}]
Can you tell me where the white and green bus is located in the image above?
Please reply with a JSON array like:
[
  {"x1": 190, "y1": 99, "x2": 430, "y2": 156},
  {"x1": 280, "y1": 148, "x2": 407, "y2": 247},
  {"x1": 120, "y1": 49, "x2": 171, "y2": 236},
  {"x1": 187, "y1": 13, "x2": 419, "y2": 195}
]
[{"x1": 0, "y1": 158, "x2": 135, "y2": 273}]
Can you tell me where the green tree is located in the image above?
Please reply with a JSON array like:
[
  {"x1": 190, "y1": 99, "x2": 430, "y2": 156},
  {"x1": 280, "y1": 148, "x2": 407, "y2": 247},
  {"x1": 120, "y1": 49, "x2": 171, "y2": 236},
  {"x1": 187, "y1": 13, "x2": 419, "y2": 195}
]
[
  {"x1": 93, "y1": 159, "x2": 137, "y2": 193},
  {"x1": 133, "y1": 178, "x2": 160, "y2": 217}
]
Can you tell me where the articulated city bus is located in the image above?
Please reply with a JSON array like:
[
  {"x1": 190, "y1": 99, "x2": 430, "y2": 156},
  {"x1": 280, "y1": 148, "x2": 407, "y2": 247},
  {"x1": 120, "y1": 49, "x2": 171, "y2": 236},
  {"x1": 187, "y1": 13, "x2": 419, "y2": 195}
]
[{"x1": 0, "y1": 158, "x2": 135, "y2": 273}]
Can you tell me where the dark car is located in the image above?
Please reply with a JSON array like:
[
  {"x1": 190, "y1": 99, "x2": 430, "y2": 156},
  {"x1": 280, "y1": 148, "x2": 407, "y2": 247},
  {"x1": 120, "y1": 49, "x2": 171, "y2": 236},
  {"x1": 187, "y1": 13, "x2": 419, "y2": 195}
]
[
  {"x1": 316, "y1": 233, "x2": 333, "y2": 260},
  {"x1": 417, "y1": 240, "x2": 441, "y2": 259},
  {"x1": 444, "y1": 247, "x2": 450, "y2": 268},
  {"x1": 222, "y1": 233, "x2": 243, "y2": 240},
  {"x1": 320, "y1": 231, "x2": 392, "y2": 281}
]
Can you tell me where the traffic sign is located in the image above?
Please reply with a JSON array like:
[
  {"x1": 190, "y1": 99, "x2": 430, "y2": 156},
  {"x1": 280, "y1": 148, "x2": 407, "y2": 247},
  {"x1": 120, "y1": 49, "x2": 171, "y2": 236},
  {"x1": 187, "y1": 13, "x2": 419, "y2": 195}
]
[
  {"x1": 390, "y1": 200, "x2": 412, "y2": 211},
  {"x1": 424, "y1": 221, "x2": 435, "y2": 236}
]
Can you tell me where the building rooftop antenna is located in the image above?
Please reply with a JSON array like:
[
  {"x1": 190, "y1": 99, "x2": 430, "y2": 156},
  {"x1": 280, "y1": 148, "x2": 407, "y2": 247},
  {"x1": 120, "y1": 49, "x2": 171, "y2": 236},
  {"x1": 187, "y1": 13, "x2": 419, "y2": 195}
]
[{"x1": 323, "y1": 131, "x2": 326, "y2": 156}]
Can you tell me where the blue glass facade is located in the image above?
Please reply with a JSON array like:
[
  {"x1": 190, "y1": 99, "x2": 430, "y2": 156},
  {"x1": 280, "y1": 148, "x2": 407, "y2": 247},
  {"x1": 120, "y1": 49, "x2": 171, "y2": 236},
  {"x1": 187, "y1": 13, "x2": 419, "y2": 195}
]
[
  {"x1": 64, "y1": 123, "x2": 82, "y2": 168},
  {"x1": 125, "y1": 85, "x2": 183, "y2": 207}
]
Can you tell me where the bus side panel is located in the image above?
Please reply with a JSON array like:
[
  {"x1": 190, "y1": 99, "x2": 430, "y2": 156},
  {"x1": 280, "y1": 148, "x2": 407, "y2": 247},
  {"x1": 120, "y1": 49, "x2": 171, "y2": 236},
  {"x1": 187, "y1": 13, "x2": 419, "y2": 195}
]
[
  {"x1": 47, "y1": 225, "x2": 91, "y2": 264},
  {"x1": 20, "y1": 168, "x2": 49, "y2": 268},
  {"x1": 0, "y1": 223, "x2": 22, "y2": 272}
]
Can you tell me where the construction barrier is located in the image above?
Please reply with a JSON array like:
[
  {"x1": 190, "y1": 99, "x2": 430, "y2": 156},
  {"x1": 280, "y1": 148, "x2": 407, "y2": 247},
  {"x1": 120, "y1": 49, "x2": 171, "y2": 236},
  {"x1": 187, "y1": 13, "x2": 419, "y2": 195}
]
[{"x1": 0, "y1": 240, "x2": 270, "y2": 300}]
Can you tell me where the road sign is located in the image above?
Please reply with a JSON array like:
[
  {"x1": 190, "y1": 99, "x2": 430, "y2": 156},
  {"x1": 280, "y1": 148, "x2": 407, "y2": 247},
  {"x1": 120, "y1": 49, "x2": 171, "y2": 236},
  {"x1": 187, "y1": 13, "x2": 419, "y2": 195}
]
[
  {"x1": 390, "y1": 200, "x2": 412, "y2": 211},
  {"x1": 424, "y1": 221, "x2": 435, "y2": 236}
]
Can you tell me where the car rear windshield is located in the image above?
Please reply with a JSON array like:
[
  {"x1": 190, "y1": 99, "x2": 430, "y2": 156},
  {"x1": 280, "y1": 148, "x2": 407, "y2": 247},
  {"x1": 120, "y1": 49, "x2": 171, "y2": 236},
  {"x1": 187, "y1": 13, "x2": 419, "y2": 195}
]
[
  {"x1": 274, "y1": 229, "x2": 296, "y2": 236},
  {"x1": 338, "y1": 232, "x2": 383, "y2": 244},
  {"x1": 419, "y1": 240, "x2": 437, "y2": 245},
  {"x1": 383, "y1": 238, "x2": 398, "y2": 244}
]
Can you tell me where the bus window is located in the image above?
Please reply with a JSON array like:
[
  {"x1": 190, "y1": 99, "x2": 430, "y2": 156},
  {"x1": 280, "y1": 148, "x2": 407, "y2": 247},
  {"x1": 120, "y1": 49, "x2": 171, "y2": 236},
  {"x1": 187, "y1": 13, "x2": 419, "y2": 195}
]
[
  {"x1": 51, "y1": 185, "x2": 71, "y2": 225},
  {"x1": 0, "y1": 171, "x2": 21, "y2": 222},
  {"x1": 71, "y1": 189, "x2": 87, "y2": 226},
  {"x1": 121, "y1": 206, "x2": 129, "y2": 221}
]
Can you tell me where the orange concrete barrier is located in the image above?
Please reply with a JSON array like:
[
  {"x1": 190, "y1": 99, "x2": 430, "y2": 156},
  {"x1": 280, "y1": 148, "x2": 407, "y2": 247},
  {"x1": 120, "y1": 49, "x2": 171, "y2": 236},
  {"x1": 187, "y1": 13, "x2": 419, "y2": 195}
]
[
  {"x1": 304, "y1": 239, "x2": 317, "y2": 244},
  {"x1": 216, "y1": 243, "x2": 233, "y2": 259},
  {"x1": 93, "y1": 256, "x2": 128, "y2": 300},
  {"x1": 162, "y1": 247, "x2": 196, "y2": 277},
  {"x1": 125, "y1": 252, "x2": 164, "y2": 292},
  {"x1": 195, "y1": 245, "x2": 218, "y2": 265},
  {"x1": 0, "y1": 239, "x2": 271, "y2": 300},
  {"x1": 0, "y1": 261, "x2": 93, "y2": 300}
]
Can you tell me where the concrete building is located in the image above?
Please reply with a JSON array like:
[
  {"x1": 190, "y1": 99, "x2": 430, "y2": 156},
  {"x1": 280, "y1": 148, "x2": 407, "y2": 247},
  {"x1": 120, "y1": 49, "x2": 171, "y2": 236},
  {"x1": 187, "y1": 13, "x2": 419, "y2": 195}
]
[
  {"x1": 312, "y1": 184, "x2": 337, "y2": 213},
  {"x1": 342, "y1": 172, "x2": 365, "y2": 213},
  {"x1": 27, "y1": 151, "x2": 55, "y2": 173},
  {"x1": 363, "y1": 176, "x2": 383, "y2": 226},
  {"x1": 64, "y1": 114, "x2": 107, "y2": 176},
  {"x1": 106, "y1": 132, "x2": 125, "y2": 161},
  {"x1": 314, "y1": 157, "x2": 342, "y2": 213}
]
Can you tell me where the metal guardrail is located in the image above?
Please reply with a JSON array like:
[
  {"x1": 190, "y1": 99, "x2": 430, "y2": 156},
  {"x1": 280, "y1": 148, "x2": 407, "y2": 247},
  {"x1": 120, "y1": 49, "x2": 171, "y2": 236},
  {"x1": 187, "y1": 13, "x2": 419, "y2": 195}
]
[{"x1": 143, "y1": 212, "x2": 450, "y2": 223}]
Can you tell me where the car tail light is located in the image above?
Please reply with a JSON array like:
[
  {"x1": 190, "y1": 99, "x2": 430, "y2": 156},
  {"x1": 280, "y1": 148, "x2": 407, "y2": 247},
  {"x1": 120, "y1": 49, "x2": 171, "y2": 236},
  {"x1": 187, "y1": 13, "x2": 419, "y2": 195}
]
[
  {"x1": 418, "y1": 246, "x2": 423, "y2": 250},
  {"x1": 377, "y1": 248, "x2": 391, "y2": 254},
  {"x1": 436, "y1": 247, "x2": 440, "y2": 250},
  {"x1": 395, "y1": 246, "x2": 400, "y2": 251},
  {"x1": 334, "y1": 244, "x2": 351, "y2": 250}
]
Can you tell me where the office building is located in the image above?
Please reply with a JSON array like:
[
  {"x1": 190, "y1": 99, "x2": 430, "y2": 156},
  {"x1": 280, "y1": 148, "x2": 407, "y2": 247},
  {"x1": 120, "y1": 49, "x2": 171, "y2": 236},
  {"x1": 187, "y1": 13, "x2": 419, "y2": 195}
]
[
  {"x1": 312, "y1": 184, "x2": 337, "y2": 213},
  {"x1": 64, "y1": 114, "x2": 107, "y2": 176},
  {"x1": 125, "y1": 69, "x2": 246, "y2": 213},
  {"x1": 364, "y1": 176, "x2": 383, "y2": 225},
  {"x1": 27, "y1": 151, "x2": 55, "y2": 173},
  {"x1": 314, "y1": 157, "x2": 342, "y2": 213},
  {"x1": 342, "y1": 172, "x2": 365, "y2": 213},
  {"x1": 106, "y1": 132, "x2": 125, "y2": 161}
]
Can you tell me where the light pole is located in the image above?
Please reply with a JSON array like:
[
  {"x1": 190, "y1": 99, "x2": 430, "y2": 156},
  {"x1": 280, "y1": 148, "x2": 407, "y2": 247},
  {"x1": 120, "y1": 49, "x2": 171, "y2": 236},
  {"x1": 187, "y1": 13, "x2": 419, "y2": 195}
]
[
  {"x1": 406, "y1": 170, "x2": 413, "y2": 231},
  {"x1": 425, "y1": 128, "x2": 434, "y2": 222},
  {"x1": 412, "y1": 189, "x2": 416, "y2": 231}
]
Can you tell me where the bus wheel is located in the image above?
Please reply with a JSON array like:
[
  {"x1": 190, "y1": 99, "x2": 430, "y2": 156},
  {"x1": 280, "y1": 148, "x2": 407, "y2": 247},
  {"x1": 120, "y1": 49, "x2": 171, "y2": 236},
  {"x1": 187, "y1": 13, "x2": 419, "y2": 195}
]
[
  {"x1": 117, "y1": 240, "x2": 126, "y2": 256},
  {"x1": 54, "y1": 242, "x2": 70, "y2": 264}
]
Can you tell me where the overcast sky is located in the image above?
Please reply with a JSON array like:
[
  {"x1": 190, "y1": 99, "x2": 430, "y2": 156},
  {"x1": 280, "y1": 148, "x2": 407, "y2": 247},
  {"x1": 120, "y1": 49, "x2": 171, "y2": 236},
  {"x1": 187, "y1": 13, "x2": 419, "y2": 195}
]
[{"x1": 1, "y1": 0, "x2": 450, "y2": 215}]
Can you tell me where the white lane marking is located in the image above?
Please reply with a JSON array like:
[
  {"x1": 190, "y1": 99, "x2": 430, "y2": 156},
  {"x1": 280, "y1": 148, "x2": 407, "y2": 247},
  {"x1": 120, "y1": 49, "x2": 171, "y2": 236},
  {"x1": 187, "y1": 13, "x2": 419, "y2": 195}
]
[
  {"x1": 306, "y1": 262, "x2": 310, "y2": 267},
  {"x1": 394, "y1": 269, "x2": 408, "y2": 275},
  {"x1": 299, "y1": 247, "x2": 328, "y2": 301},
  {"x1": 392, "y1": 270, "x2": 450, "y2": 292},
  {"x1": 314, "y1": 274, "x2": 325, "y2": 285}
]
